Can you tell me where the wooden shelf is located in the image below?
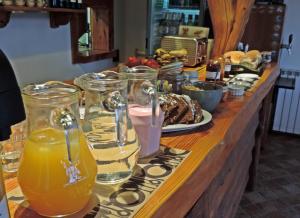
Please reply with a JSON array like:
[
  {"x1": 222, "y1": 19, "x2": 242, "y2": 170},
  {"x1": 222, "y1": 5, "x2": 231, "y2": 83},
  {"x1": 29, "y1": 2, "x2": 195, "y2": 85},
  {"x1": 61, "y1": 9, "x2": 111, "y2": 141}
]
[
  {"x1": 168, "y1": 5, "x2": 199, "y2": 10},
  {"x1": 0, "y1": 6, "x2": 85, "y2": 13},
  {"x1": 0, "y1": 5, "x2": 85, "y2": 28},
  {"x1": 73, "y1": 49, "x2": 119, "y2": 64},
  {"x1": 0, "y1": 5, "x2": 85, "y2": 13},
  {"x1": 0, "y1": 1, "x2": 117, "y2": 64}
]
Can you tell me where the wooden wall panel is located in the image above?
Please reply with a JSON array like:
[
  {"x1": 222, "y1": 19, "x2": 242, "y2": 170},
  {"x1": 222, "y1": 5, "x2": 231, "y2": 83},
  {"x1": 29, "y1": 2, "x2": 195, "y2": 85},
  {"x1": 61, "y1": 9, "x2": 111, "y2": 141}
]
[{"x1": 186, "y1": 111, "x2": 259, "y2": 218}]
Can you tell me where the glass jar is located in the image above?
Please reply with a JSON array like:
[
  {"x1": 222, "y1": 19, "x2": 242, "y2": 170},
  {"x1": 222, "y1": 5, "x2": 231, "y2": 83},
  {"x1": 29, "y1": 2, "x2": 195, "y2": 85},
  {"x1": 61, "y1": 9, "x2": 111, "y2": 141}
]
[
  {"x1": 158, "y1": 72, "x2": 185, "y2": 94},
  {"x1": 205, "y1": 58, "x2": 221, "y2": 81},
  {"x1": 0, "y1": 121, "x2": 26, "y2": 173},
  {"x1": 224, "y1": 57, "x2": 232, "y2": 78},
  {"x1": 122, "y1": 66, "x2": 164, "y2": 158},
  {"x1": 75, "y1": 71, "x2": 140, "y2": 184},
  {"x1": 18, "y1": 81, "x2": 97, "y2": 217}
]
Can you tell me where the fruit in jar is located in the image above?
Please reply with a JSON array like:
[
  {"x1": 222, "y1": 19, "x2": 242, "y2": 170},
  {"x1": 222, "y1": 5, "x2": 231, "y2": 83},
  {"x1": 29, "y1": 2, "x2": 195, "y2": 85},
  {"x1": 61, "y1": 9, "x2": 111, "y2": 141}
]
[
  {"x1": 127, "y1": 56, "x2": 141, "y2": 67},
  {"x1": 145, "y1": 59, "x2": 160, "y2": 69},
  {"x1": 126, "y1": 57, "x2": 160, "y2": 69}
]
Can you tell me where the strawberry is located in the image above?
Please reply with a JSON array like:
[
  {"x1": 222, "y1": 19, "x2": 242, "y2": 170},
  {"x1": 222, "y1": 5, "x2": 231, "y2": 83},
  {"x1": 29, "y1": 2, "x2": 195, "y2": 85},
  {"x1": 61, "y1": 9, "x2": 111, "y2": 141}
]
[
  {"x1": 127, "y1": 56, "x2": 140, "y2": 67},
  {"x1": 140, "y1": 58, "x2": 148, "y2": 65},
  {"x1": 145, "y1": 59, "x2": 160, "y2": 69}
]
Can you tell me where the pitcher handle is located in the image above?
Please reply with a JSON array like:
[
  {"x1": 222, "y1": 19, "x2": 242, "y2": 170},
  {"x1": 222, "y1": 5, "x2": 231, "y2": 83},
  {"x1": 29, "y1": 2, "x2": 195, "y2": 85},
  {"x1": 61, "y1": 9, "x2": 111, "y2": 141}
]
[
  {"x1": 103, "y1": 91, "x2": 127, "y2": 146},
  {"x1": 142, "y1": 82, "x2": 158, "y2": 127},
  {"x1": 150, "y1": 89, "x2": 157, "y2": 127},
  {"x1": 115, "y1": 103, "x2": 127, "y2": 146},
  {"x1": 50, "y1": 108, "x2": 79, "y2": 163}
]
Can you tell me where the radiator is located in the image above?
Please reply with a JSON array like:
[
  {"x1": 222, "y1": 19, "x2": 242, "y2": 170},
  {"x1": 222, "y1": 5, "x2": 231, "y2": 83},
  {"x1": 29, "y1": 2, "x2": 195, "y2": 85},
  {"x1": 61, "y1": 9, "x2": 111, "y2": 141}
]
[{"x1": 273, "y1": 69, "x2": 300, "y2": 135}]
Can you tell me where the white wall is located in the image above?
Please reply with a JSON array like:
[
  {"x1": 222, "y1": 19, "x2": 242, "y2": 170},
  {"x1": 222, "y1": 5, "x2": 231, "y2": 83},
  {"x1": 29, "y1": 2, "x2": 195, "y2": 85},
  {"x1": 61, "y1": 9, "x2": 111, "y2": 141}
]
[
  {"x1": 279, "y1": 0, "x2": 299, "y2": 68},
  {"x1": 0, "y1": 13, "x2": 114, "y2": 87},
  {"x1": 119, "y1": 0, "x2": 148, "y2": 61},
  {"x1": 273, "y1": 0, "x2": 300, "y2": 134}
]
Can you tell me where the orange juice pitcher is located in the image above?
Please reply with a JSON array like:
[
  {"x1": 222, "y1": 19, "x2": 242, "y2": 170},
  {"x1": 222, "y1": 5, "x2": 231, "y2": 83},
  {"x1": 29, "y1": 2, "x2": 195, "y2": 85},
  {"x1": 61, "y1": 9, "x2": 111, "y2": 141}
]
[{"x1": 18, "y1": 81, "x2": 97, "y2": 217}]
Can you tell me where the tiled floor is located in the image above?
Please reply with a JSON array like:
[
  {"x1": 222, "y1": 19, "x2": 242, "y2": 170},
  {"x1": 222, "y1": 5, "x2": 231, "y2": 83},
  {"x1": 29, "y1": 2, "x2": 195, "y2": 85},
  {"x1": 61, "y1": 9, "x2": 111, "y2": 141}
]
[{"x1": 236, "y1": 134, "x2": 300, "y2": 218}]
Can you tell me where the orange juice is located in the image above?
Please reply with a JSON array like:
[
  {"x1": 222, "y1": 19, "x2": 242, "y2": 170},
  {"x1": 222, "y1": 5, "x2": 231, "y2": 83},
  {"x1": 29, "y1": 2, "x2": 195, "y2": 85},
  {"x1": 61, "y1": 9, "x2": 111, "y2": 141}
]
[{"x1": 17, "y1": 128, "x2": 97, "y2": 217}]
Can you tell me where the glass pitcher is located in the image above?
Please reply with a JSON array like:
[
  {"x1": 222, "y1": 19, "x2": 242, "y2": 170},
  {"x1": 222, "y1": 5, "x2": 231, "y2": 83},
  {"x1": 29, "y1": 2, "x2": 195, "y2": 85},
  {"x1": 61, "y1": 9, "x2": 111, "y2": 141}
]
[
  {"x1": 75, "y1": 71, "x2": 139, "y2": 184},
  {"x1": 18, "y1": 81, "x2": 97, "y2": 217},
  {"x1": 121, "y1": 66, "x2": 164, "y2": 158}
]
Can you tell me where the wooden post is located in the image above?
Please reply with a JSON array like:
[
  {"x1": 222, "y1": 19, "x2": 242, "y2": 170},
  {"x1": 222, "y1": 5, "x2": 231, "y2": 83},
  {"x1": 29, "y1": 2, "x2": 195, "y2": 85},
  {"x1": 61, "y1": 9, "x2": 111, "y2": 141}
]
[{"x1": 207, "y1": 0, "x2": 255, "y2": 57}]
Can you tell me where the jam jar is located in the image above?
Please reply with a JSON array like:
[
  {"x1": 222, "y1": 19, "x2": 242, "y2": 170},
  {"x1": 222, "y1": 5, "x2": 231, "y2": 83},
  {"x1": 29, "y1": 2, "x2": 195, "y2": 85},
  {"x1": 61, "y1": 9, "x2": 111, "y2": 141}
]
[{"x1": 205, "y1": 58, "x2": 222, "y2": 81}]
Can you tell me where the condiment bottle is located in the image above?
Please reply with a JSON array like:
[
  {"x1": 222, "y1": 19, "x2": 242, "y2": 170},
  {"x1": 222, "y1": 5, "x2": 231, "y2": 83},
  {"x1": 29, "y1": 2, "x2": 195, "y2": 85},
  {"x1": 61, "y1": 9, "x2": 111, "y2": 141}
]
[
  {"x1": 205, "y1": 58, "x2": 221, "y2": 81},
  {"x1": 224, "y1": 57, "x2": 232, "y2": 78}
]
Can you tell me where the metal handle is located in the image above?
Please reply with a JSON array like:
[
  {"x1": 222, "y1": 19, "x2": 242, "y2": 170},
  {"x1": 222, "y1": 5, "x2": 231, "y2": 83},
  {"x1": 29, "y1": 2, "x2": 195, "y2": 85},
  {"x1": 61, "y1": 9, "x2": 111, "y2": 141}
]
[
  {"x1": 281, "y1": 34, "x2": 294, "y2": 55},
  {"x1": 103, "y1": 91, "x2": 127, "y2": 146},
  {"x1": 50, "y1": 108, "x2": 79, "y2": 163}
]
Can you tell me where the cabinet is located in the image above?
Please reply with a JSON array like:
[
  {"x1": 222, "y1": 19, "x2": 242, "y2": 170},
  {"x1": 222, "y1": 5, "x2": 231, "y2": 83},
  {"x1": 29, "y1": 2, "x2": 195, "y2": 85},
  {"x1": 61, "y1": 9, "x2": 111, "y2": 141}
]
[{"x1": 0, "y1": 1, "x2": 118, "y2": 64}]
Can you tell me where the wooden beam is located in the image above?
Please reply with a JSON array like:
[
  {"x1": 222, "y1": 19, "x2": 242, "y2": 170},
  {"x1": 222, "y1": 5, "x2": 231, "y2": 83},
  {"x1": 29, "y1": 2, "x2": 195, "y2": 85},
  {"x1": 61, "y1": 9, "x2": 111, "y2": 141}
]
[{"x1": 207, "y1": 0, "x2": 255, "y2": 57}]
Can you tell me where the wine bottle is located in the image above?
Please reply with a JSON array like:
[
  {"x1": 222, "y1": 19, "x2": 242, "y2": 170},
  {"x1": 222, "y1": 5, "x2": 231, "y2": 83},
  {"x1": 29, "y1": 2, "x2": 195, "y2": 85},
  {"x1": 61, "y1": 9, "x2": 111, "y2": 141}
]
[
  {"x1": 49, "y1": 0, "x2": 59, "y2": 8},
  {"x1": 69, "y1": 0, "x2": 76, "y2": 8},
  {"x1": 0, "y1": 163, "x2": 10, "y2": 218},
  {"x1": 77, "y1": 0, "x2": 82, "y2": 9},
  {"x1": 59, "y1": 0, "x2": 68, "y2": 8}
]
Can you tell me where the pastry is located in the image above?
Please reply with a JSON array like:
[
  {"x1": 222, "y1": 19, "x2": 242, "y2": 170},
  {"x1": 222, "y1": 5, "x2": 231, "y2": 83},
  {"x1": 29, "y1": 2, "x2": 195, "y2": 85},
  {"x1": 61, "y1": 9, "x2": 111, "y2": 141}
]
[
  {"x1": 159, "y1": 94, "x2": 203, "y2": 126},
  {"x1": 224, "y1": 51, "x2": 245, "y2": 65}
]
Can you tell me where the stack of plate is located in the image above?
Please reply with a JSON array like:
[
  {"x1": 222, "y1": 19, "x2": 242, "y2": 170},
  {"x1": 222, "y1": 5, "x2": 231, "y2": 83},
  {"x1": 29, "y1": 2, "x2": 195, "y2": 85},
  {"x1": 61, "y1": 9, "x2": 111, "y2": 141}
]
[
  {"x1": 159, "y1": 62, "x2": 184, "y2": 75},
  {"x1": 227, "y1": 73, "x2": 260, "y2": 91}
]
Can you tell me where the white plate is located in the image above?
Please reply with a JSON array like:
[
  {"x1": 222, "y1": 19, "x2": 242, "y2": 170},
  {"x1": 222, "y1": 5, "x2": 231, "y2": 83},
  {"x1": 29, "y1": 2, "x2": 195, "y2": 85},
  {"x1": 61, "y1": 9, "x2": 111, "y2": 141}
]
[
  {"x1": 236, "y1": 73, "x2": 260, "y2": 79},
  {"x1": 162, "y1": 110, "x2": 212, "y2": 133}
]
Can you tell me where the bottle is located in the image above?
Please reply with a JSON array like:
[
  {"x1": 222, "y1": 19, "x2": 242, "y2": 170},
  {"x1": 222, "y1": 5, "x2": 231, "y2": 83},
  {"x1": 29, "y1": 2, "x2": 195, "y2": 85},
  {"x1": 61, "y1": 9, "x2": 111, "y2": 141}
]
[
  {"x1": 205, "y1": 58, "x2": 221, "y2": 81},
  {"x1": 59, "y1": 0, "x2": 68, "y2": 8},
  {"x1": 224, "y1": 57, "x2": 232, "y2": 78},
  {"x1": 194, "y1": 14, "x2": 199, "y2": 26},
  {"x1": 76, "y1": 0, "x2": 82, "y2": 9},
  {"x1": 187, "y1": 14, "x2": 194, "y2": 26},
  {"x1": 179, "y1": 13, "x2": 186, "y2": 25},
  {"x1": 69, "y1": 0, "x2": 76, "y2": 8},
  {"x1": 184, "y1": 0, "x2": 190, "y2": 7},
  {"x1": 169, "y1": 13, "x2": 178, "y2": 35},
  {"x1": 218, "y1": 56, "x2": 225, "y2": 81},
  {"x1": 0, "y1": 163, "x2": 10, "y2": 218},
  {"x1": 49, "y1": 0, "x2": 59, "y2": 7},
  {"x1": 165, "y1": 12, "x2": 172, "y2": 35},
  {"x1": 158, "y1": 12, "x2": 167, "y2": 36}
]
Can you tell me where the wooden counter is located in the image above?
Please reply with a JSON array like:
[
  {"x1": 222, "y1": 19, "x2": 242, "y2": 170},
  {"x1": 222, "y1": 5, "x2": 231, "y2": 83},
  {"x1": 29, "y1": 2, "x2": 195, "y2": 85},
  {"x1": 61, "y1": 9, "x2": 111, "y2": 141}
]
[
  {"x1": 135, "y1": 63, "x2": 280, "y2": 217},
  {"x1": 4, "y1": 64, "x2": 279, "y2": 218}
]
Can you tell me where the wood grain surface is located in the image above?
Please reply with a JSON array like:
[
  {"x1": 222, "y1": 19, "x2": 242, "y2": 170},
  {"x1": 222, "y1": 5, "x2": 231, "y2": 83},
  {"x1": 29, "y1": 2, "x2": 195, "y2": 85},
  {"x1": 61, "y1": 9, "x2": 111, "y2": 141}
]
[
  {"x1": 4, "y1": 64, "x2": 279, "y2": 218},
  {"x1": 135, "y1": 63, "x2": 279, "y2": 217},
  {"x1": 207, "y1": 0, "x2": 255, "y2": 57}
]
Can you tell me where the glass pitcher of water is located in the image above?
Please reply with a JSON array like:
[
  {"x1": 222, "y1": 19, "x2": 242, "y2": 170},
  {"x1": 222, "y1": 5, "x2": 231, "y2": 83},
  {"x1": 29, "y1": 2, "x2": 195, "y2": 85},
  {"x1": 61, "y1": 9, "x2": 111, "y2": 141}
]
[
  {"x1": 18, "y1": 81, "x2": 97, "y2": 217},
  {"x1": 75, "y1": 71, "x2": 140, "y2": 184},
  {"x1": 121, "y1": 66, "x2": 164, "y2": 158}
]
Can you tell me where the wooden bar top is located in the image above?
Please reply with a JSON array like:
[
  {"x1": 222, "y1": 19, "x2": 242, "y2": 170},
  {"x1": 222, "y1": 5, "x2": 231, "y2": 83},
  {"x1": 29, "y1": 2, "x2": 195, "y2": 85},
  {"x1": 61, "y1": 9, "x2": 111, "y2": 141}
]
[
  {"x1": 4, "y1": 63, "x2": 279, "y2": 217},
  {"x1": 135, "y1": 63, "x2": 280, "y2": 217}
]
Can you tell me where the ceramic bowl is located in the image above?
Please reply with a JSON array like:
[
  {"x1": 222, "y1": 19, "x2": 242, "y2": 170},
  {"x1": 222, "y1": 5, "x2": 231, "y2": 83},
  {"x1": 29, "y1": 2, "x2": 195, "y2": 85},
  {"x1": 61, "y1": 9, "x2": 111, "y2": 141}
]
[{"x1": 182, "y1": 81, "x2": 223, "y2": 112}]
